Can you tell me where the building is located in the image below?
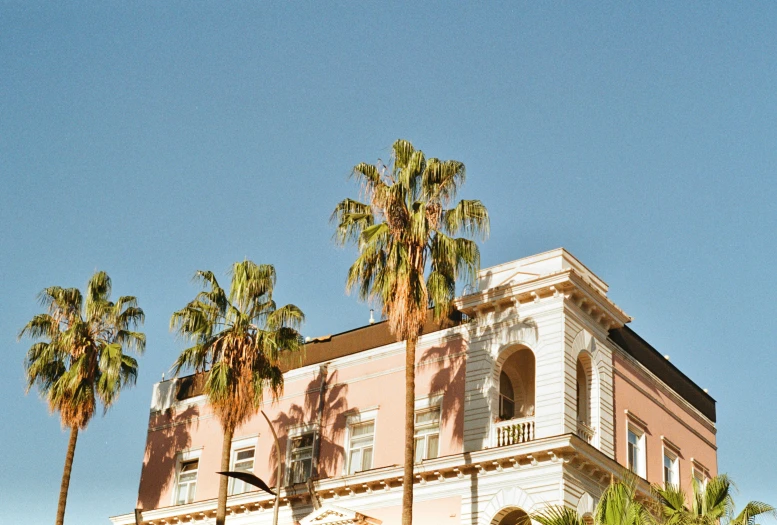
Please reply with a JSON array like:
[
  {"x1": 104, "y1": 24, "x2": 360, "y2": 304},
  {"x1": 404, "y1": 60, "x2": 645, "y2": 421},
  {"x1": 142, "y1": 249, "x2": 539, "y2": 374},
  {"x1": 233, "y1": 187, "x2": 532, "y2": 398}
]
[{"x1": 110, "y1": 248, "x2": 717, "y2": 525}]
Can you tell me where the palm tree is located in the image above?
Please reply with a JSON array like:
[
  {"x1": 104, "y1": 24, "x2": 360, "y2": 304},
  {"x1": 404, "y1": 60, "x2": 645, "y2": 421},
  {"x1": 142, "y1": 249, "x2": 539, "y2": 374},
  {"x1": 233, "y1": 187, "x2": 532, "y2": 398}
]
[
  {"x1": 533, "y1": 477, "x2": 653, "y2": 525},
  {"x1": 170, "y1": 261, "x2": 304, "y2": 525},
  {"x1": 654, "y1": 475, "x2": 775, "y2": 525},
  {"x1": 20, "y1": 272, "x2": 145, "y2": 525},
  {"x1": 332, "y1": 139, "x2": 489, "y2": 525}
]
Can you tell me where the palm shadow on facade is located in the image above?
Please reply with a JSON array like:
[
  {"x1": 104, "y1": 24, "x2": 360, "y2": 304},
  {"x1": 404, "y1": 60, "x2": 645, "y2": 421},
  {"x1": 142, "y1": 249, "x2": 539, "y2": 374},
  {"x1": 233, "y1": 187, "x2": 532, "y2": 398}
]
[
  {"x1": 419, "y1": 339, "x2": 467, "y2": 448},
  {"x1": 269, "y1": 368, "x2": 349, "y2": 490},
  {"x1": 137, "y1": 404, "x2": 198, "y2": 510}
]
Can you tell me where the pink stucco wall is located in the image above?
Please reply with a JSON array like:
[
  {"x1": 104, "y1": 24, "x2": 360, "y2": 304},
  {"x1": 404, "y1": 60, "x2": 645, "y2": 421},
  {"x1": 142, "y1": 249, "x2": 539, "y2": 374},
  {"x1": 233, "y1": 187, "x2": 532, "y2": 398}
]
[
  {"x1": 613, "y1": 353, "x2": 717, "y2": 492},
  {"x1": 136, "y1": 336, "x2": 466, "y2": 510},
  {"x1": 364, "y1": 496, "x2": 462, "y2": 525}
]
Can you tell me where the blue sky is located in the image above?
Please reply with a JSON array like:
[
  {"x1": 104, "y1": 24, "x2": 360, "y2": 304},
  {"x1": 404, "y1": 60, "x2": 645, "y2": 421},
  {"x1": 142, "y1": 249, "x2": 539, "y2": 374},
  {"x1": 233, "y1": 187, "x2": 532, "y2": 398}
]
[{"x1": 1, "y1": 3, "x2": 775, "y2": 523}]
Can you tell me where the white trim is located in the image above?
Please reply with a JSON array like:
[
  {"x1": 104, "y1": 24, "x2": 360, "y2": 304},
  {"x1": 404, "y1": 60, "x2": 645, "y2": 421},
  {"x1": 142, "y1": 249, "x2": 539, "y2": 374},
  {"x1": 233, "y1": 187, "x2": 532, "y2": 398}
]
[
  {"x1": 343, "y1": 408, "x2": 379, "y2": 476},
  {"x1": 415, "y1": 393, "x2": 443, "y2": 411},
  {"x1": 231, "y1": 435, "x2": 258, "y2": 450},
  {"x1": 228, "y1": 440, "x2": 257, "y2": 495},
  {"x1": 171, "y1": 448, "x2": 203, "y2": 506},
  {"x1": 624, "y1": 409, "x2": 648, "y2": 430},
  {"x1": 179, "y1": 448, "x2": 202, "y2": 462},
  {"x1": 287, "y1": 422, "x2": 319, "y2": 436},
  {"x1": 626, "y1": 423, "x2": 646, "y2": 479},
  {"x1": 660, "y1": 435, "x2": 681, "y2": 455},
  {"x1": 662, "y1": 445, "x2": 680, "y2": 488}
]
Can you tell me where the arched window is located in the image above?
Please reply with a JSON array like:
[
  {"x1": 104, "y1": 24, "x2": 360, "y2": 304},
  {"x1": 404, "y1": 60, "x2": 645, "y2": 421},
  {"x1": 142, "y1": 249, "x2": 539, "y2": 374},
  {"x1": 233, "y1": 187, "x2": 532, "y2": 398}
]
[
  {"x1": 499, "y1": 371, "x2": 515, "y2": 420},
  {"x1": 576, "y1": 358, "x2": 589, "y2": 424}
]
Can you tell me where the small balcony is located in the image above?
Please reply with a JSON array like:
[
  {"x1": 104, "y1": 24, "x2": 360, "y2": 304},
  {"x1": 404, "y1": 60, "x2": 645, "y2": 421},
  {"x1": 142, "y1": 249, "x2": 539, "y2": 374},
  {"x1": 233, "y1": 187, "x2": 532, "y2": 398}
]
[
  {"x1": 493, "y1": 416, "x2": 535, "y2": 447},
  {"x1": 577, "y1": 421, "x2": 595, "y2": 444}
]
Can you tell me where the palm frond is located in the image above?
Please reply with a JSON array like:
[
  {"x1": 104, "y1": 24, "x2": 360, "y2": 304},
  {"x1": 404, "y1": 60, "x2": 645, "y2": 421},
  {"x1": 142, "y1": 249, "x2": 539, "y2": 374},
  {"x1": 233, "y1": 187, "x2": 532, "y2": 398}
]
[
  {"x1": 332, "y1": 198, "x2": 375, "y2": 245},
  {"x1": 652, "y1": 483, "x2": 688, "y2": 525},
  {"x1": 266, "y1": 304, "x2": 305, "y2": 332},
  {"x1": 443, "y1": 199, "x2": 490, "y2": 238},
  {"x1": 533, "y1": 505, "x2": 587, "y2": 525},
  {"x1": 422, "y1": 158, "x2": 465, "y2": 205},
  {"x1": 732, "y1": 502, "x2": 777, "y2": 525}
]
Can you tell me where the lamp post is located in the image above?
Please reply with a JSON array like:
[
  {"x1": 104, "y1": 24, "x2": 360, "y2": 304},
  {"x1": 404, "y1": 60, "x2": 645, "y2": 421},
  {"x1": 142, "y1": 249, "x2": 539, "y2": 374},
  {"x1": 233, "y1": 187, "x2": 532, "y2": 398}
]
[{"x1": 261, "y1": 410, "x2": 282, "y2": 525}]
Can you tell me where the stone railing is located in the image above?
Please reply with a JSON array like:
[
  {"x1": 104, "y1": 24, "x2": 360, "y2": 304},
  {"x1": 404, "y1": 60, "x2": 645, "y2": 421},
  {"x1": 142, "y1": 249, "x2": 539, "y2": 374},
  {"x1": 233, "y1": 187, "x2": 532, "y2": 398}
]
[
  {"x1": 577, "y1": 421, "x2": 595, "y2": 444},
  {"x1": 493, "y1": 416, "x2": 535, "y2": 447}
]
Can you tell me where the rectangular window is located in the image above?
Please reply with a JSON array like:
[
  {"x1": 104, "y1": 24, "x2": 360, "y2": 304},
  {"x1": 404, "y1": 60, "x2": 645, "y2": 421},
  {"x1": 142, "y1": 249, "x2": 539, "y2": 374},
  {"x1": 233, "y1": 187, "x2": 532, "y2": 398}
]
[
  {"x1": 663, "y1": 450, "x2": 679, "y2": 488},
  {"x1": 289, "y1": 432, "x2": 314, "y2": 485},
  {"x1": 627, "y1": 428, "x2": 646, "y2": 477},
  {"x1": 229, "y1": 447, "x2": 256, "y2": 495},
  {"x1": 693, "y1": 467, "x2": 708, "y2": 490},
  {"x1": 347, "y1": 421, "x2": 375, "y2": 475},
  {"x1": 414, "y1": 407, "x2": 441, "y2": 462},
  {"x1": 175, "y1": 459, "x2": 199, "y2": 505}
]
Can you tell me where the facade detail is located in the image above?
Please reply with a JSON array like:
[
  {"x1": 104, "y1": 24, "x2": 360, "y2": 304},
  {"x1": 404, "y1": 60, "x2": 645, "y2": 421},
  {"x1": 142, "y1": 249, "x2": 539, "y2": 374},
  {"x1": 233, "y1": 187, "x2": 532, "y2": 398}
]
[{"x1": 111, "y1": 249, "x2": 717, "y2": 525}]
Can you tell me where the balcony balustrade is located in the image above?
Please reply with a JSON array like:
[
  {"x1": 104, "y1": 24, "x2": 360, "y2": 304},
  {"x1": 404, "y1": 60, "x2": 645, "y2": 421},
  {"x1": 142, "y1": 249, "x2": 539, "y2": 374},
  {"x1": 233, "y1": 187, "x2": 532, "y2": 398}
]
[
  {"x1": 577, "y1": 421, "x2": 595, "y2": 444},
  {"x1": 493, "y1": 416, "x2": 535, "y2": 447}
]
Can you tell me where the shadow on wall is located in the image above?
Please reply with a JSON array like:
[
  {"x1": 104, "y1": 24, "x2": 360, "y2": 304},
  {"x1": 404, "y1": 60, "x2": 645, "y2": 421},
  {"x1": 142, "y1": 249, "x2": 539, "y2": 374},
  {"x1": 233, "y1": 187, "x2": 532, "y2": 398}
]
[
  {"x1": 419, "y1": 340, "x2": 467, "y2": 448},
  {"x1": 269, "y1": 368, "x2": 349, "y2": 488},
  {"x1": 137, "y1": 404, "x2": 199, "y2": 510}
]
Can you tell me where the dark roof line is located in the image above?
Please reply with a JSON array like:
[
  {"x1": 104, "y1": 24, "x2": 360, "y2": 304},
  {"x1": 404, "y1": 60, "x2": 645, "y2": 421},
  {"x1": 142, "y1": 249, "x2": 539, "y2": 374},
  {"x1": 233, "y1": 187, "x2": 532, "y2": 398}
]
[{"x1": 608, "y1": 325, "x2": 716, "y2": 422}]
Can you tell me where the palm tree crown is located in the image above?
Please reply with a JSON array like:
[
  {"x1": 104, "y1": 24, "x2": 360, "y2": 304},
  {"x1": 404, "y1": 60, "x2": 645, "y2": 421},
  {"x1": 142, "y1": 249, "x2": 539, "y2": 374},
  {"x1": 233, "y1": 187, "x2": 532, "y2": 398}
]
[
  {"x1": 332, "y1": 138, "x2": 489, "y2": 337},
  {"x1": 534, "y1": 477, "x2": 653, "y2": 525},
  {"x1": 21, "y1": 271, "x2": 145, "y2": 428},
  {"x1": 171, "y1": 261, "x2": 305, "y2": 435},
  {"x1": 654, "y1": 475, "x2": 776, "y2": 525}
]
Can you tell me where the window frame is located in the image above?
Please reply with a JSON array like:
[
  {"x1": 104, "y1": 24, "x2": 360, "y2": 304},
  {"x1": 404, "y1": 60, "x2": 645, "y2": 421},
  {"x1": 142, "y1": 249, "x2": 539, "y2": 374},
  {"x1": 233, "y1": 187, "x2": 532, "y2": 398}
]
[
  {"x1": 691, "y1": 459, "x2": 710, "y2": 490},
  {"x1": 626, "y1": 424, "x2": 646, "y2": 478},
  {"x1": 286, "y1": 424, "x2": 317, "y2": 486},
  {"x1": 343, "y1": 408, "x2": 378, "y2": 476},
  {"x1": 662, "y1": 447, "x2": 679, "y2": 488},
  {"x1": 414, "y1": 406, "x2": 441, "y2": 463},
  {"x1": 172, "y1": 448, "x2": 202, "y2": 506},
  {"x1": 228, "y1": 436, "x2": 258, "y2": 495}
]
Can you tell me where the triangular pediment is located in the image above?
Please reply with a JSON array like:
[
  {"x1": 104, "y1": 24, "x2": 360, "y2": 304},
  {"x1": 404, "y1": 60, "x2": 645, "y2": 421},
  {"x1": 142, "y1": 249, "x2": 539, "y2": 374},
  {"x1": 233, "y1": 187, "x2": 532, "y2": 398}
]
[{"x1": 300, "y1": 504, "x2": 382, "y2": 525}]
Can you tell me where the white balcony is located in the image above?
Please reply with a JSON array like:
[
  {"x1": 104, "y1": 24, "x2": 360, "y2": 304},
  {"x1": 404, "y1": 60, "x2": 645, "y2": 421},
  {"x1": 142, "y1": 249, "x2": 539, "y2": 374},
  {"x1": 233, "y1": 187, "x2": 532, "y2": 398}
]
[
  {"x1": 493, "y1": 416, "x2": 535, "y2": 447},
  {"x1": 577, "y1": 421, "x2": 595, "y2": 444}
]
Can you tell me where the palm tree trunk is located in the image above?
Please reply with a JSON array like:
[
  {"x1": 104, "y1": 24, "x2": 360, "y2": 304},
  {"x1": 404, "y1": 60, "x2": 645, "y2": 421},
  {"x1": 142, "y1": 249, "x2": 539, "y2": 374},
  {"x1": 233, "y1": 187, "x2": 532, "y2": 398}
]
[
  {"x1": 55, "y1": 425, "x2": 79, "y2": 525},
  {"x1": 215, "y1": 426, "x2": 234, "y2": 525},
  {"x1": 402, "y1": 335, "x2": 417, "y2": 525}
]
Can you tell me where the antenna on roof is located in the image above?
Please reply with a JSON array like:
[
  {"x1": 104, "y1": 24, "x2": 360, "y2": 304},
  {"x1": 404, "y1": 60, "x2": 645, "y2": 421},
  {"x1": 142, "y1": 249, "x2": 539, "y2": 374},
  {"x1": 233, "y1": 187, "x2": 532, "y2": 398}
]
[{"x1": 369, "y1": 309, "x2": 375, "y2": 324}]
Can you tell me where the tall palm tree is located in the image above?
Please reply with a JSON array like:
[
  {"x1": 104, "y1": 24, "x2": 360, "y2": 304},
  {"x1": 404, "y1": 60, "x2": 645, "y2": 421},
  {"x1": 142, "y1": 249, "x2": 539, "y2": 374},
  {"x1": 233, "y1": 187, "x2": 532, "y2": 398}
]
[
  {"x1": 20, "y1": 272, "x2": 145, "y2": 525},
  {"x1": 332, "y1": 139, "x2": 489, "y2": 525},
  {"x1": 533, "y1": 477, "x2": 653, "y2": 525},
  {"x1": 170, "y1": 261, "x2": 304, "y2": 525},
  {"x1": 654, "y1": 475, "x2": 775, "y2": 525}
]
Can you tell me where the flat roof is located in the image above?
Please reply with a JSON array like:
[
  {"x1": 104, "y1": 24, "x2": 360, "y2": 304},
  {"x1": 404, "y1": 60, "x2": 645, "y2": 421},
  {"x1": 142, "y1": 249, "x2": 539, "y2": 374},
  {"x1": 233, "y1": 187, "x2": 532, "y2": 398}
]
[{"x1": 174, "y1": 311, "x2": 463, "y2": 401}]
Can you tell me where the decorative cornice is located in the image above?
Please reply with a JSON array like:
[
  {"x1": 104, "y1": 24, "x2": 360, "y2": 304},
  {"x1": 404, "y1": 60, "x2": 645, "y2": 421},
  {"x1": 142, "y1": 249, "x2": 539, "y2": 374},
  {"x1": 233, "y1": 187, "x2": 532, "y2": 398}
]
[
  {"x1": 454, "y1": 269, "x2": 631, "y2": 335},
  {"x1": 110, "y1": 434, "x2": 636, "y2": 525}
]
